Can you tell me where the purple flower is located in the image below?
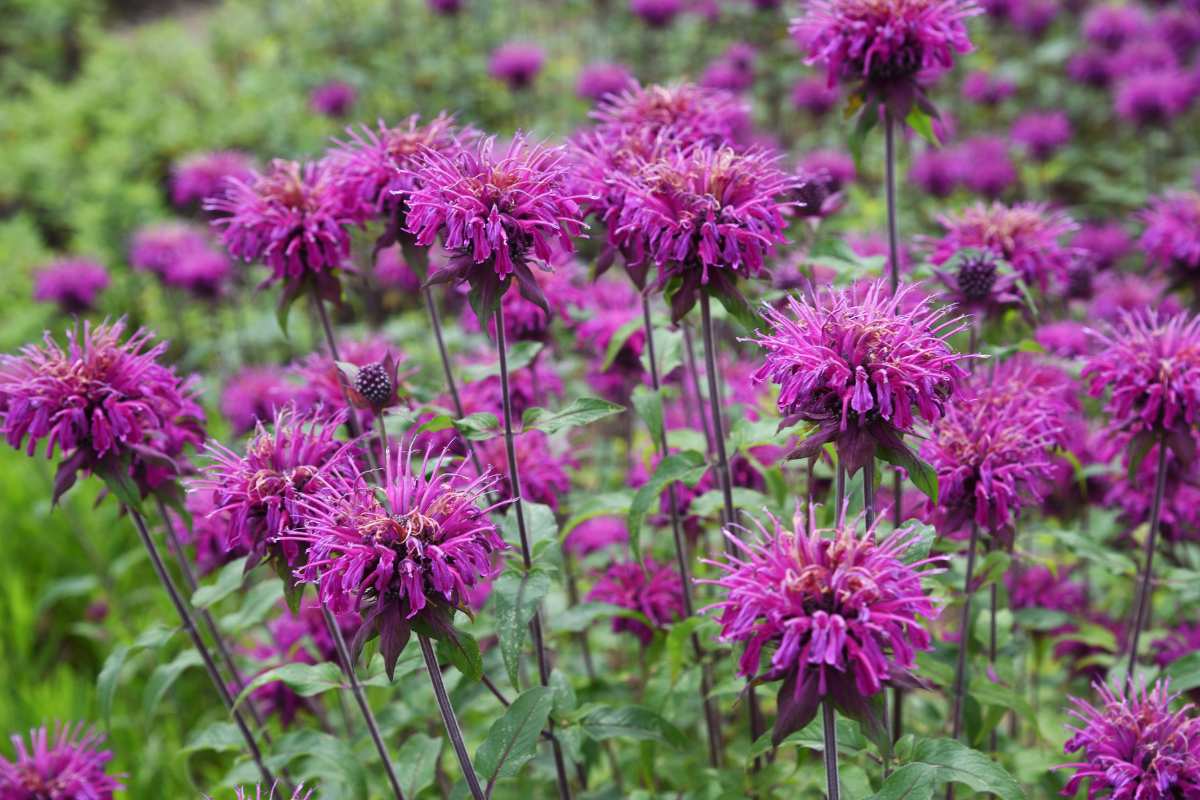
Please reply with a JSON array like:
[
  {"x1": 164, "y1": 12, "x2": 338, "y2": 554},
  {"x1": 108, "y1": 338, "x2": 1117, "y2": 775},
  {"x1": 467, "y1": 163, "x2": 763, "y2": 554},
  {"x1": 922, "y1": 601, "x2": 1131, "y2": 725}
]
[
  {"x1": 405, "y1": 135, "x2": 586, "y2": 316},
  {"x1": 458, "y1": 356, "x2": 563, "y2": 420},
  {"x1": 426, "y1": 0, "x2": 464, "y2": 13},
  {"x1": 167, "y1": 248, "x2": 232, "y2": 299},
  {"x1": 473, "y1": 430, "x2": 574, "y2": 511},
  {"x1": 488, "y1": 42, "x2": 545, "y2": 90},
  {"x1": 630, "y1": 0, "x2": 684, "y2": 28},
  {"x1": 309, "y1": 81, "x2": 357, "y2": 118},
  {"x1": 1104, "y1": 442, "x2": 1200, "y2": 543},
  {"x1": 961, "y1": 69, "x2": 1015, "y2": 105},
  {"x1": 792, "y1": 0, "x2": 980, "y2": 115},
  {"x1": 957, "y1": 136, "x2": 1016, "y2": 199},
  {"x1": 170, "y1": 150, "x2": 255, "y2": 208},
  {"x1": 590, "y1": 82, "x2": 751, "y2": 148},
  {"x1": 1068, "y1": 47, "x2": 1114, "y2": 88},
  {"x1": 617, "y1": 144, "x2": 796, "y2": 321},
  {"x1": 933, "y1": 249, "x2": 1020, "y2": 318},
  {"x1": 1153, "y1": 623, "x2": 1200, "y2": 670},
  {"x1": 1008, "y1": 0, "x2": 1055, "y2": 37},
  {"x1": 931, "y1": 202, "x2": 1079, "y2": 292},
  {"x1": 922, "y1": 358, "x2": 1070, "y2": 539},
  {"x1": 32, "y1": 258, "x2": 110, "y2": 315},
  {"x1": 1141, "y1": 191, "x2": 1200, "y2": 273},
  {"x1": 1083, "y1": 3, "x2": 1147, "y2": 51},
  {"x1": 197, "y1": 406, "x2": 354, "y2": 574},
  {"x1": 702, "y1": 509, "x2": 940, "y2": 743},
  {"x1": 1082, "y1": 310, "x2": 1200, "y2": 455},
  {"x1": 220, "y1": 366, "x2": 300, "y2": 436},
  {"x1": 1110, "y1": 38, "x2": 1180, "y2": 78},
  {"x1": 909, "y1": 147, "x2": 963, "y2": 198},
  {"x1": 291, "y1": 337, "x2": 405, "y2": 428},
  {"x1": 208, "y1": 159, "x2": 358, "y2": 299},
  {"x1": 576, "y1": 62, "x2": 637, "y2": 103},
  {"x1": 564, "y1": 516, "x2": 629, "y2": 558},
  {"x1": 291, "y1": 445, "x2": 506, "y2": 676},
  {"x1": 1154, "y1": 8, "x2": 1200, "y2": 62},
  {"x1": 1073, "y1": 221, "x2": 1133, "y2": 271},
  {"x1": 701, "y1": 43, "x2": 757, "y2": 93},
  {"x1": 129, "y1": 223, "x2": 210, "y2": 278},
  {"x1": 752, "y1": 280, "x2": 969, "y2": 475},
  {"x1": 800, "y1": 149, "x2": 856, "y2": 192},
  {"x1": 1006, "y1": 564, "x2": 1087, "y2": 618},
  {"x1": 1036, "y1": 320, "x2": 1092, "y2": 358},
  {"x1": 0, "y1": 724, "x2": 123, "y2": 799},
  {"x1": 223, "y1": 785, "x2": 312, "y2": 800},
  {"x1": 1114, "y1": 70, "x2": 1196, "y2": 128},
  {"x1": 790, "y1": 76, "x2": 840, "y2": 116},
  {"x1": 0, "y1": 320, "x2": 205, "y2": 501},
  {"x1": 1088, "y1": 271, "x2": 1180, "y2": 324},
  {"x1": 569, "y1": 278, "x2": 647, "y2": 402},
  {"x1": 373, "y1": 245, "x2": 422, "y2": 292},
  {"x1": 1011, "y1": 111, "x2": 1071, "y2": 161},
  {"x1": 588, "y1": 558, "x2": 684, "y2": 645},
  {"x1": 1060, "y1": 680, "x2": 1200, "y2": 799},
  {"x1": 180, "y1": 487, "x2": 249, "y2": 576}
]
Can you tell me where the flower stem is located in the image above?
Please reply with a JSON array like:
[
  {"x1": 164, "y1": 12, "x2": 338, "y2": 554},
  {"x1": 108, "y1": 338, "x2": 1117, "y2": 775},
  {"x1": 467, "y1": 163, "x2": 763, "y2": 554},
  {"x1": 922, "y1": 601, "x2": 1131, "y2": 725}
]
[
  {"x1": 884, "y1": 111, "x2": 900, "y2": 295},
  {"x1": 864, "y1": 458, "x2": 876, "y2": 530},
  {"x1": 950, "y1": 521, "x2": 981, "y2": 742},
  {"x1": 312, "y1": 295, "x2": 380, "y2": 467},
  {"x1": 419, "y1": 633, "x2": 485, "y2": 800},
  {"x1": 988, "y1": 576, "x2": 999, "y2": 753},
  {"x1": 495, "y1": 303, "x2": 574, "y2": 800},
  {"x1": 126, "y1": 504, "x2": 277, "y2": 789},
  {"x1": 823, "y1": 700, "x2": 840, "y2": 800},
  {"x1": 682, "y1": 323, "x2": 714, "y2": 453},
  {"x1": 423, "y1": 286, "x2": 489, "y2": 481},
  {"x1": 1126, "y1": 437, "x2": 1169, "y2": 682},
  {"x1": 642, "y1": 293, "x2": 723, "y2": 769}
]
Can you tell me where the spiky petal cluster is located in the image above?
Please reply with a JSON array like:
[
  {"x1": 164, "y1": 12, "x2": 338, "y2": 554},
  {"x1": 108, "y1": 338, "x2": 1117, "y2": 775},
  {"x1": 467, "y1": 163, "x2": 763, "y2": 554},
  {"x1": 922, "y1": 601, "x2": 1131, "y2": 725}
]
[
  {"x1": 309, "y1": 81, "x2": 357, "y2": 118},
  {"x1": 587, "y1": 559, "x2": 685, "y2": 645},
  {"x1": 32, "y1": 259, "x2": 111, "y2": 315},
  {"x1": 752, "y1": 280, "x2": 969, "y2": 475},
  {"x1": 290, "y1": 446, "x2": 506, "y2": 676},
  {"x1": 931, "y1": 202, "x2": 1079, "y2": 292},
  {"x1": 1082, "y1": 311, "x2": 1200, "y2": 459},
  {"x1": 207, "y1": 159, "x2": 357, "y2": 298},
  {"x1": 220, "y1": 366, "x2": 300, "y2": 436},
  {"x1": 791, "y1": 0, "x2": 980, "y2": 114},
  {"x1": 196, "y1": 407, "x2": 354, "y2": 572},
  {"x1": 473, "y1": 430, "x2": 574, "y2": 511},
  {"x1": 405, "y1": 135, "x2": 586, "y2": 315},
  {"x1": 170, "y1": 150, "x2": 255, "y2": 207},
  {"x1": 1061, "y1": 681, "x2": 1200, "y2": 799},
  {"x1": 0, "y1": 724, "x2": 123, "y2": 799},
  {"x1": 488, "y1": 42, "x2": 545, "y2": 90},
  {"x1": 590, "y1": 82, "x2": 751, "y2": 148},
  {"x1": 703, "y1": 509, "x2": 940, "y2": 743},
  {"x1": 0, "y1": 320, "x2": 204, "y2": 501},
  {"x1": 922, "y1": 357, "x2": 1070, "y2": 539},
  {"x1": 617, "y1": 145, "x2": 797, "y2": 320},
  {"x1": 220, "y1": 785, "x2": 312, "y2": 800},
  {"x1": 1140, "y1": 191, "x2": 1200, "y2": 273}
]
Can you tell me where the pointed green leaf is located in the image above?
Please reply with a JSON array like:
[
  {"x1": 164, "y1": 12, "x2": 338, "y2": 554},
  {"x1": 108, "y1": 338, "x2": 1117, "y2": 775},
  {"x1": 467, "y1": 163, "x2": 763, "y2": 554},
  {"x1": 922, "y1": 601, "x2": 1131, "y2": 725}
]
[
  {"x1": 626, "y1": 450, "x2": 709, "y2": 560},
  {"x1": 475, "y1": 686, "x2": 555, "y2": 790},
  {"x1": 522, "y1": 397, "x2": 625, "y2": 435}
]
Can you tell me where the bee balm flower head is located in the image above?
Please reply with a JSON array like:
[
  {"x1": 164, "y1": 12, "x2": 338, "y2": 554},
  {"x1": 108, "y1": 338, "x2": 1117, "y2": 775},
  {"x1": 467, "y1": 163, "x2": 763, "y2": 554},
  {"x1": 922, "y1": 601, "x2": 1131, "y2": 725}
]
[{"x1": 0, "y1": 724, "x2": 123, "y2": 800}]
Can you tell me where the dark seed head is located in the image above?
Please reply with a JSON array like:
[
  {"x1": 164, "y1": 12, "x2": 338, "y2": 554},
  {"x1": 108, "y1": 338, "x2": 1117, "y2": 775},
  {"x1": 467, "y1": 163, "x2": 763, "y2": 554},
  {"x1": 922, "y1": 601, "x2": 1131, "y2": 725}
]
[
  {"x1": 354, "y1": 362, "x2": 394, "y2": 408},
  {"x1": 956, "y1": 254, "x2": 998, "y2": 303}
]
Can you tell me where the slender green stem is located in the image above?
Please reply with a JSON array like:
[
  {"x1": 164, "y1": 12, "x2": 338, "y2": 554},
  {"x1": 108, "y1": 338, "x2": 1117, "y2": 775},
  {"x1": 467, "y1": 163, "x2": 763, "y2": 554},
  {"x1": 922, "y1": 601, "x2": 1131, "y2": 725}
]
[
  {"x1": 950, "y1": 522, "x2": 981, "y2": 742},
  {"x1": 1126, "y1": 437, "x2": 1169, "y2": 682},
  {"x1": 823, "y1": 700, "x2": 840, "y2": 800},
  {"x1": 420, "y1": 634, "x2": 485, "y2": 800},
  {"x1": 884, "y1": 111, "x2": 900, "y2": 295}
]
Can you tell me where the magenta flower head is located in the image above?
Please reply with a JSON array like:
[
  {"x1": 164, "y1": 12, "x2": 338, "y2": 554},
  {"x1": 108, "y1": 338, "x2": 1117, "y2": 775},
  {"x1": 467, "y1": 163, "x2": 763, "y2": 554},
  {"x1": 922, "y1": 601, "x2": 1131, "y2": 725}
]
[
  {"x1": 922, "y1": 358, "x2": 1068, "y2": 541},
  {"x1": 170, "y1": 150, "x2": 255, "y2": 208},
  {"x1": 129, "y1": 223, "x2": 210, "y2": 279},
  {"x1": 617, "y1": 144, "x2": 797, "y2": 321},
  {"x1": 0, "y1": 724, "x2": 123, "y2": 799},
  {"x1": 590, "y1": 82, "x2": 751, "y2": 148},
  {"x1": 427, "y1": 0, "x2": 464, "y2": 13},
  {"x1": 0, "y1": 319, "x2": 205, "y2": 502},
  {"x1": 702, "y1": 508, "x2": 940, "y2": 744},
  {"x1": 1074, "y1": 221, "x2": 1133, "y2": 272},
  {"x1": 1140, "y1": 191, "x2": 1200, "y2": 275},
  {"x1": 181, "y1": 487, "x2": 249, "y2": 577},
  {"x1": 1083, "y1": 3, "x2": 1147, "y2": 51},
  {"x1": 220, "y1": 366, "x2": 300, "y2": 436},
  {"x1": 207, "y1": 159, "x2": 358, "y2": 303},
  {"x1": 1082, "y1": 310, "x2": 1200, "y2": 466},
  {"x1": 222, "y1": 785, "x2": 312, "y2": 800},
  {"x1": 932, "y1": 249, "x2": 1021, "y2": 319},
  {"x1": 292, "y1": 336, "x2": 405, "y2": 428},
  {"x1": 488, "y1": 42, "x2": 545, "y2": 90},
  {"x1": 196, "y1": 406, "x2": 355, "y2": 581},
  {"x1": 1011, "y1": 110, "x2": 1072, "y2": 162},
  {"x1": 32, "y1": 258, "x2": 110, "y2": 315},
  {"x1": 961, "y1": 70, "x2": 1015, "y2": 106},
  {"x1": 1060, "y1": 680, "x2": 1200, "y2": 799},
  {"x1": 564, "y1": 516, "x2": 629, "y2": 558},
  {"x1": 791, "y1": 0, "x2": 980, "y2": 118},
  {"x1": 909, "y1": 146, "x2": 963, "y2": 198},
  {"x1": 576, "y1": 62, "x2": 637, "y2": 103},
  {"x1": 309, "y1": 81, "x2": 357, "y2": 118},
  {"x1": 1113, "y1": 69, "x2": 1196, "y2": 128},
  {"x1": 330, "y1": 113, "x2": 472, "y2": 254},
  {"x1": 291, "y1": 444, "x2": 507, "y2": 677},
  {"x1": 405, "y1": 134, "x2": 586, "y2": 318},
  {"x1": 957, "y1": 136, "x2": 1016, "y2": 199},
  {"x1": 473, "y1": 430, "x2": 573, "y2": 511},
  {"x1": 631, "y1": 0, "x2": 684, "y2": 28},
  {"x1": 791, "y1": 76, "x2": 841, "y2": 117},
  {"x1": 587, "y1": 559, "x2": 684, "y2": 645},
  {"x1": 701, "y1": 43, "x2": 758, "y2": 93},
  {"x1": 751, "y1": 280, "x2": 970, "y2": 476},
  {"x1": 931, "y1": 202, "x2": 1079, "y2": 292}
]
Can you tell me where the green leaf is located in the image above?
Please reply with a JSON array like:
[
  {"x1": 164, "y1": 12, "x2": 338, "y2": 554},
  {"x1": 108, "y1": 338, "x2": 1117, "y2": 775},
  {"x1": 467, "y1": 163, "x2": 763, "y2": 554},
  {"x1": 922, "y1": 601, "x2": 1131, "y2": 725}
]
[
  {"x1": 876, "y1": 446, "x2": 939, "y2": 504},
  {"x1": 453, "y1": 412, "x2": 500, "y2": 441},
  {"x1": 436, "y1": 630, "x2": 483, "y2": 682},
  {"x1": 191, "y1": 557, "x2": 247, "y2": 610},
  {"x1": 626, "y1": 450, "x2": 708, "y2": 560},
  {"x1": 688, "y1": 488, "x2": 769, "y2": 520},
  {"x1": 144, "y1": 648, "x2": 203, "y2": 717},
  {"x1": 749, "y1": 715, "x2": 867, "y2": 759},
  {"x1": 499, "y1": 502, "x2": 558, "y2": 556},
  {"x1": 463, "y1": 342, "x2": 543, "y2": 382},
  {"x1": 868, "y1": 737, "x2": 1025, "y2": 800},
  {"x1": 220, "y1": 581, "x2": 284, "y2": 633},
  {"x1": 36, "y1": 575, "x2": 99, "y2": 614},
  {"x1": 474, "y1": 686, "x2": 555, "y2": 790},
  {"x1": 491, "y1": 570, "x2": 551, "y2": 689},
  {"x1": 579, "y1": 705, "x2": 688, "y2": 748},
  {"x1": 665, "y1": 616, "x2": 715, "y2": 682},
  {"x1": 97, "y1": 644, "x2": 131, "y2": 726},
  {"x1": 101, "y1": 470, "x2": 144, "y2": 514},
  {"x1": 549, "y1": 602, "x2": 651, "y2": 634},
  {"x1": 602, "y1": 318, "x2": 644, "y2": 370},
  {"x1": 182, "y1": 721, "x2": 245, "y2": 755},
  {"x1": 848, "y1": 106, "x2": 879, "y2": 170},
  {"x1": 395, "y1": 734, "x2": 442, "y2": 799},
  {"x1": 712, "y1": 285, "x2": 763, "y2": 332},
  {"x1": 1013, "y1": 607, "x2": 1070, "y2": 631},
  {"x1": 559, "y1": 491, "x2": 634, "y2": 538},
  {"x1": 905, "y1": 107, "x2": 940, "y2": 146},
  {"x1": 267, "y1": 729, "x2": 368, "y2": 799},
  {"x1": 233, "y1": 662, "x2": 347, "y2": 710},
  {"x1": 900, "y1": 522, "x2": 936, "y2": 565},
  {"x1": 522, "y1": 397, "x2": 625, "y2": 435},
  {"x1": 631, "y1": 385, "x2": 665, "y2": 452},
  {"x1": 1165, "y1": 651, "x2": 1200, "y2": 693}
]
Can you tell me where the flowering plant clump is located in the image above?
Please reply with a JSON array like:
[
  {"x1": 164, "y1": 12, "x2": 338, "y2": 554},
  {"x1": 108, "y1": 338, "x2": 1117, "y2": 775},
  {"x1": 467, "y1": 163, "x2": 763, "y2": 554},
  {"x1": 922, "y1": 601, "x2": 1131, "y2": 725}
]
[
  {"x1": 590, "y1": 82, "x2": 751, "y2": 148},
  {"x1": 1060, "y1": 680, "x2": 1200, "y2": 799},
  {"x1": 31, "y1": 258, "x2": 111, "y2": 315},
  {"x1": 0, "y1": 724, "x2": 123, "y2": 799},
  {"x1": 0, "y1": 320, "x2": 204, "y2": 502},
  {"x1": 1140, "y1": 191, "x2": 1200, "y2": 275},
  {"x1": 290, "y1": 445, "x2": 507, "y2": 677},
  {"x1": 703, "y1": 509, "x2": 940, "y2": 744},
  {"x1": 791, "y1": 0, "x2": 980, "y2": 117},
  {"x1": 405, "y1": 135, "x2": 587, "y2": 318},
  {"x1": 751, "y1": 280, "x2": 969, "y2": 475},
  {"x1": 617, "y1": 144, "x2": 797, "y2": 321},
  {"x1": 587, "y1": 559, "x2": 684, "y2": 645}
]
